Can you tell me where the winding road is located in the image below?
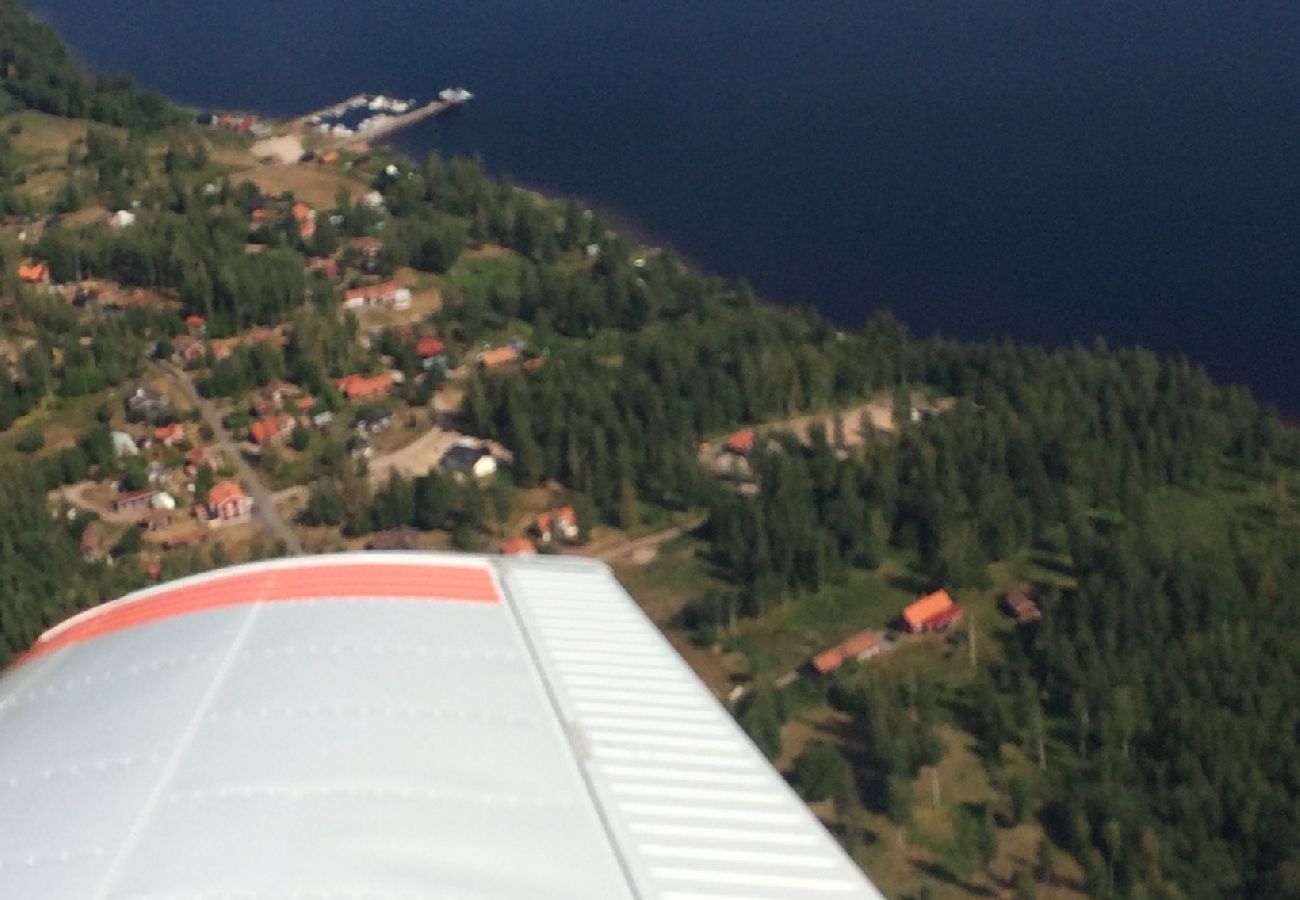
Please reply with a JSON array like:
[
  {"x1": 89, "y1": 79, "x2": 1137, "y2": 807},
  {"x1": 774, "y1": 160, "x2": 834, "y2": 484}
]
[
  {"x1": 153, "y1": 361, "x2": 305, "y2": 555},
  {"x1": 595, "y1": 516, "x2": 707, "y2": 564}
]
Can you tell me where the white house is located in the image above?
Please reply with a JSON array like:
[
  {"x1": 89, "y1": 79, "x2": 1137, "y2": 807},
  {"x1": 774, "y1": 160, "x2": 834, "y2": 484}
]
[
  {"x1": 110, "y1": 431, "x2": 139, "y2": 457},
  {"x1": 440, "y1": 444, "x2": 498, "y2": 480}
]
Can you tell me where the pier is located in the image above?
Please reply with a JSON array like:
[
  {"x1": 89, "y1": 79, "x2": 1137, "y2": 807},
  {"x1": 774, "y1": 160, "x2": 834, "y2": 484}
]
[
  {"x1": 348, "y1": 98, "x2": 453, "y2": 143},
  {"x1": 290, "y1": 90, "x2": 470, "y2": 147}
]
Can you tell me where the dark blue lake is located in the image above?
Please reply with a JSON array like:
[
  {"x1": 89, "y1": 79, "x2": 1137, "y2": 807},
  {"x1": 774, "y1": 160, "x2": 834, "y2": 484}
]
[{"x1": 29, "y1": 0, "x2": 1300, "y2": 409}]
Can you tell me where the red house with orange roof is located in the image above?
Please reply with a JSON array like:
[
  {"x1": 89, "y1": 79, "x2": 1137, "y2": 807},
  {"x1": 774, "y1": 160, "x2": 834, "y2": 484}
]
[
  {"x1": 477, "y1": 346, "x2": 520, "y2": 370},
  {"x1": 308, "y1": 257, "x2": 340, "y2": 281},
  {"x1": 416, "y1": 336, "x2": 445, "y2": 358},
  {"x1": 153, "y1": 423, "x2": 185, "y2": 447},
  {"x1": 17, "y1": 261, "x2": 50, "y2": 284},
  {"x1": 352, "y1": 236, "x2": 383, "y2": 258},
  {"x1": 209, "y1": 339, "x2": 234, "y2": 362},
  {"x1": 810, "y1": 630, "x2": 881, "y2": 675},
  {"x1": 533, "y1": 506, "x2": 579, "y2": 544},
  {"x1": 186, "y1": 445, "x2": 223, "y2": 473},
  {"x1": 335, "y1": 373, "x2": 393, "y2": 402},
  {"x1": 206, "y1": 481, "x2": 251, "y2": 522},
  {"x1": 725, "y1": 430, "x2": 755, "y2": 455},
  {"x1": 901, "y1": 589, "x2": 964, "y2": 634},
  {"x1": 249, "y1": 414, "x2": 294, "y2": 445}
]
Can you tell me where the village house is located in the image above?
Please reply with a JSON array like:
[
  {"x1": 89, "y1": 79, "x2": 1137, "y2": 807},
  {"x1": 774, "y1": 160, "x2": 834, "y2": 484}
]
[
  {"x1": 209, "y1": 339, "x2": 234, "y2": 362},
  {"x1": 186, "y1": 445, "x2": 223, "y2": 474},
  {"x1": 256, "y1": 378, "x2": 296, "y2": 408},
  {"x1": 111, "y1": 431, "x2": 140, "y2": 458},
  {"x1": 111, "y1": 488, "x2": 175, "y2": 515},
  {"x1": 533, "y1": 506, "x2": 579, "y2": 544},
  {"x1": 900, "y1": 589, "x2": 964, "y2": 634},
  {"x1": 123, "y1": 383, "x2": 169, "y2": 421},
  {"x1": 335, "y1": 373, "x2": 394, "y2": 402},
  {"x1": 80, "y1": 521, "x2": 107, "y2": 563},
  {"x1": 17, "y1": 261, "x2": 50, "y2": 284},
  {"x1": 342, "y1": 282, "x2": 412, "y2": 311},
  {"x1": 249, "y1": 414, "x2": 294, "y2": 446},
  {"x1": 501, "y1": 537, "x2": 537, "y2": 556},
  {"x1": 477, "y1": 345, "x2": 520, "y2": 370},
  {"x1": 352, "y1": 237, "x2": 383, "y2": 259},
  {"x1": 354, "y1": 407, "x2": 393, "y2": 434},
  {"x1": 440, "y1": 444, "x2": 498, "y2": 480},
  {"x1": 107, "y1": 209, "x2": 137, "y2": 231},
  {"x1": 171, "y1": 335, "x2": 207, "y2": 366},
  {"x1": 185, "y1": 314, "x2": 206, "y2": 336},
  {"x1": 416, "y1": 336, "x2": 445, "y2": 359},
  {"x1": 1002, "y1": 587, "x2": 1042, "y2": 625},
  {"x1": 152, "y1": 423, "x2": 185, "y2": 447},
  {"x1": 810, "y1": 631, "x2": 881, "y2": 676},
  {"x1": 205, "y1": 481, "x2": 251, "y2": 523},
  {"x1": 308, "y1": 257, "x2": 340, "y2": 281},
  {"x1": 215, "y1": 113, "x2": 258, "y2": 133},
  {"x1": 725, "y1": 430, "x2": 756, "y2": 456}
]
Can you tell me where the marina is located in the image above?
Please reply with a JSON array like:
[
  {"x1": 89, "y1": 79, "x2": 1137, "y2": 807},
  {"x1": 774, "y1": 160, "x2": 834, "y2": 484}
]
[{"x1": 293, "y1": 89, "x2": 472, "y2": 145}]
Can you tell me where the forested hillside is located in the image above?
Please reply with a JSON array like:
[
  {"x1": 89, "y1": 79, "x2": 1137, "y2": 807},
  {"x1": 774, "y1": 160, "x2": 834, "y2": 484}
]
[{"x1": 0, "y1": 0, "x2": 180, "y2": 129}]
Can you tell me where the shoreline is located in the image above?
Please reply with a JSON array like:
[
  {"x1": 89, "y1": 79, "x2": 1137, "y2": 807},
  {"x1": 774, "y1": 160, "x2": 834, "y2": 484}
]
[{"x1": 232, "y1": 98, "x2": 1296, "y2": 419}]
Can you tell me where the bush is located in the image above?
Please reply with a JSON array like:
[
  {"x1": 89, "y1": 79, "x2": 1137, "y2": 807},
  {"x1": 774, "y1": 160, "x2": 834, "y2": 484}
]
[
  {"x1": 794, "y1": 744, "x2": 847, "y2": 802},
  {"x1": 15, "y1": 427, "x2": 44, "y2": 454},
  {"x1": 113, "y1": 524, "x2": 144, "y2": 556}
]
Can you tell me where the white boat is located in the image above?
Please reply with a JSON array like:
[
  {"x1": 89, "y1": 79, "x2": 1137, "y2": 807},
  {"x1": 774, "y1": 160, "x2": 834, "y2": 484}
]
[{"x1": 438, "y1": 87, "x2": 474, "y2": 104}]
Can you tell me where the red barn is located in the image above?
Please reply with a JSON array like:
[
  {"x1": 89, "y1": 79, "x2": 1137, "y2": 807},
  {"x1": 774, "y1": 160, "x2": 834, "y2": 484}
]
[
  {"x1": 811, "y1": 631, "x2": 880, "y2": 675},
  {"x1": 725, "y1": 430, "x2": 755, "y2": 455},
  {"x1": 901, "y1": 590, "x2": 964, "y2": 634}
]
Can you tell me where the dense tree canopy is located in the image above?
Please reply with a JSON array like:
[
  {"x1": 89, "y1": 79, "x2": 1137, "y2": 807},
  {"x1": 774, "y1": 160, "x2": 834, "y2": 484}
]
[{"x1": 0, "y1": 0, "x2": 181, "y2": 129}]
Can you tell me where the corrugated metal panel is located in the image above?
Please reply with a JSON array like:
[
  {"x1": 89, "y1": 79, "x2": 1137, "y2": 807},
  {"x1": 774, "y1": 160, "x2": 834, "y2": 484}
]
[
  {"x1": 502, "y1": 558, "x2": 885, "y2": 900},
  {"x1": 0, "y1": 553, "x2": 884, "y2": 899},
  {"x1": 0, "y1": 555, "x2": 634, "y2": 900}
]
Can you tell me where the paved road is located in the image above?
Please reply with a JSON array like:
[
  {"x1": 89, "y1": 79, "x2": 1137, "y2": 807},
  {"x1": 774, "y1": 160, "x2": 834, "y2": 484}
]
[{"x1": 154, "y1": 362, "x2": 305, "y2": 555}]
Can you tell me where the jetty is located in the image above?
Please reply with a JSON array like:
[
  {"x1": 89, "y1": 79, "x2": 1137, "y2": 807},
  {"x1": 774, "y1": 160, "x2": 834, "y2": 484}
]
[{"x1": 291, "y1": 89, "x2": 472, "y2": 147}]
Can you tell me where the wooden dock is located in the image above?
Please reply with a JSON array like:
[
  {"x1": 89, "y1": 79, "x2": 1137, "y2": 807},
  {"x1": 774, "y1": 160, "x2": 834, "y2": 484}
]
[
  {"x1": 349, "y1": 99, "x2": 454, "y2": 143},
  {"x1": 290, "y1": 93, "x2": 468, "y2": 148}
]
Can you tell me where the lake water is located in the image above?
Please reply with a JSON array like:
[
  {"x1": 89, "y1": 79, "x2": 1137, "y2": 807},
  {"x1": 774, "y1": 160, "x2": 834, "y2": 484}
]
[{"x1": 29, "y1": 0, "x2": 1300, "y2": 409}]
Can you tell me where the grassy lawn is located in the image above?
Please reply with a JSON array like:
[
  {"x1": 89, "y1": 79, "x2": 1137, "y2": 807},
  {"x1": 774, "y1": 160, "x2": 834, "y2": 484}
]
[
  {"x1": 0, "y1": 388, "x2": 116, "y2": 458},
  {"x1": 615, "y1": 532, "x2": 727, "y2": 623},
  {"x1": 448, "y1": 251, "x2": 524, "y2": 298},
  {"x1": 1, "y1": 110, "x2": 108, "y2": 161},
  {"x1": 236, "y1": 161, "x2": 364, "y2": 208},
  {"x1": 729, "y1": 560, "x2": 917, "y2": 674}
]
